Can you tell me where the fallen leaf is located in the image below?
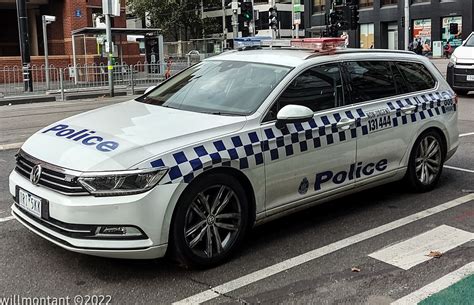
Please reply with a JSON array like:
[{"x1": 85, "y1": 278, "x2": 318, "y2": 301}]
[
  {"x1": 351, "y1": 267, "x2": 361, "y2": 272},
  {"x1": 426, "y1": 250, "x2": 443, "y2": 258}
]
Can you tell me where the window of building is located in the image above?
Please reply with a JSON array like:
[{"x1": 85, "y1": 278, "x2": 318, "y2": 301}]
[
  {"x1": 344, "y1": 61, "x2": 397, "y2": 104},
  {"x1": 360, "y1": 23, "x2": 374, "y2": 49},
  {"x1": 396, "y1": 62, "x2": 436, "y2": 92},
  {"x1": 359, "y1": 0, "x2": 374, "y2": 8},
  {"x1": 381, "y1": 0, "x2": 398, "y2": 5},
  {"x1": 264, "y1": 64, "x2": 343, "y2": 121},
  {"x1": 312, "y1": 0, "x2": 325, "y2": 13},
  {"x1": 412, "y1": 0, "x2": 430, "y2": 3},
  {"x1": 442, "y1": 16, "x2": 463, "y2": 47}
]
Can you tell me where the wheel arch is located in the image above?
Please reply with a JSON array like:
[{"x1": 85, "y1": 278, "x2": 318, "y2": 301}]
[
  {"x1": 165, "y1": 167, "x2": 257, "y2": 250},
  {"x1": 405, "y1": 124, "x2": 449, "y2": 166}
]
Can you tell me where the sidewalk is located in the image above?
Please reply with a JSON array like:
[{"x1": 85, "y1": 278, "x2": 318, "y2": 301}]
[
  {"x1": 429, "y1": 58, "x2": 449, "y2": 76},
  {"x1": 0, "y1": 95, "x2": 136, "y2": 148}
]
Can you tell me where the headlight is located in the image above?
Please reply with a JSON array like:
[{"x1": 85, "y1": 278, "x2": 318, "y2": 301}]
[
  {"x1": 450, "y1": 54, "x2": 457, "y2": 64},
  {"x1": 78, "y1": 168, "x2": 168, "y2": 196}
]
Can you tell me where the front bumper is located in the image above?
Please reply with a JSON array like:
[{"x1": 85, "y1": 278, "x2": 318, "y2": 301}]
[
  {"x1": 9, "y1": 170, "x2": 183, "y2": 259},
  {"x1": 447, "y1": 62, "x2": 474, "y2": 90}
]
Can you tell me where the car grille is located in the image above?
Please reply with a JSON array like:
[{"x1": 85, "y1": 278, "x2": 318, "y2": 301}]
[
  {"x1": 454, "y1": 68, "x2": 474, "y2": 75},
  {"x1": 15, "y1": 151, "x2": 89, "y2": 196}
]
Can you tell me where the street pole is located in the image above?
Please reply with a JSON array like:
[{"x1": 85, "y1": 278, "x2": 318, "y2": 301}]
[
  {"x1": 42, "y1": 16, "x2": 49, "y2": 90},
  {"x1": 404, "y1": 0, "x2": 410, "y2": 50},
  {"x1": 105, "y1": 13, "x2": 114, "y2": 97},
  {"x1": 16, "y1": 0, "x2": 33, "y2": 92},
  {"x1": 232, "y1": 0, "x2": 239, "y2": 39},
  {"x1": 269, "y1": 0, "x2": 275, "y2": 39},
  {"x1": 221, "y1": 0, "x2": 227, "y2": 49},
  {"x1": 291, "y1": 0, "x2": 294, "y2": 39}
]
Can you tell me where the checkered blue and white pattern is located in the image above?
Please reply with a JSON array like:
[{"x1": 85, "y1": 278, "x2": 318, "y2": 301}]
[
  {"x1": 151, "y1": 90, "x2": 455, "y2": 185},
  {"x1": 151, "y1": 131, "x2": 264, "y2": 184},
  {"x1": 261, "y1": 108, "x2": 365, "y2": 162},
  {"x1": 388, "y1": 91, "x2": 455, "y2": 127}
]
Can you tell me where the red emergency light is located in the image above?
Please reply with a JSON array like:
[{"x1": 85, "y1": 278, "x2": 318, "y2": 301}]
[{"x1": 290, "y1": 37, "x2": 346, "y2": 53}]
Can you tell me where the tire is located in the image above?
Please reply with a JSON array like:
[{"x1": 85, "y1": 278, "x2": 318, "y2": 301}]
[
  {"x1": 454, "y1": 89, "x2": 469, "y2": 96},
  {"x1": 405, "y1": 130, "x2": 445, "y2": 192},
  {"x1": 170, "y1": 173, "x2": 249, "y2": 268}
]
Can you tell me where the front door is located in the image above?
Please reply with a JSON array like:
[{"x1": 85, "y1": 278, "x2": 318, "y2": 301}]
[{"x1": 261, "y1": 63, "x2": 357, "y2": 214}]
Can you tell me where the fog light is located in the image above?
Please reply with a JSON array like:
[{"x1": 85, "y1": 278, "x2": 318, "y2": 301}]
[{"x1": 95, "y1": 226, "x2": 144, "y2": 238}]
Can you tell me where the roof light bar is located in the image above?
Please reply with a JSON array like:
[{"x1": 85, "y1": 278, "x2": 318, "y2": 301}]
[
  {"x1": 234, "y1": 37, "x2": 272, "y2": 49},
  {"x1": 291, "y1": 38, "x2": 346, "y2": 52}
]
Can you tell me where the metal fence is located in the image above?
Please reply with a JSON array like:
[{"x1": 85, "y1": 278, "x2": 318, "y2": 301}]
[{"x1": 0, "y1": 58, "x2": 200, "y2": 99}]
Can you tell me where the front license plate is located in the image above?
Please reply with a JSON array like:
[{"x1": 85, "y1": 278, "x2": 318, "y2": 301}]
[
  {"x1": 467, "y1": 75, "x2": 474, "y2": 81},
  {"x1": 18, "y1": 188, "x2": 42, "y2": 218},
  {"x1": 368, "y1": 115, "x2": 392, "y2": 133}
]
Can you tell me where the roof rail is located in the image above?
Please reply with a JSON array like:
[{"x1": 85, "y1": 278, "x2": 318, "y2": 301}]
[{"x1": 333, "y1": 48, "x2": 415, "y2": 55}]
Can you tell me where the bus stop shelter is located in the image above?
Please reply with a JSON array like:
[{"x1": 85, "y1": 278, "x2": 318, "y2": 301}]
[{"x1": 70, "y1": 27, "x2": 163, "y2": 75}]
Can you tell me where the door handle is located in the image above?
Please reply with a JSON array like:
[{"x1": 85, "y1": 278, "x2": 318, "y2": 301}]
[
  {"x1": 336, "y1": 118, "x2": 356, "y2": 131},
  {"x1": 401, "y1": 105, "x2": 417, "y2": 114}
]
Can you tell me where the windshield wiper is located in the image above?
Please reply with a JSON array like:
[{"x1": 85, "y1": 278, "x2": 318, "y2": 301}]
[{"x1": 205, "y1": 111, "x2": 243, "y2": 116}]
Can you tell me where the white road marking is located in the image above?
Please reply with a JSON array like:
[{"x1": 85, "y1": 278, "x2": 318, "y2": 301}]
[
  {"x1": 444, "y1": 165, "x2": 474, "y2": 174},
  {"x1": 391, "y1": 262, "x2": 474, "y2": 305},
  {"x1": 0, "y1": 142, "x2": 22, "y2": 151},
  {"x1": 369, "y1": 225, "x2": 473, "y2": 270},
  {"x1": 459, "y1": 132, "x2": 474, "y2": 137},
  {"x1": 0, "y1": 215, "x2": 15, "y2": 223},
  {"x1": 173, "y1": 194, "x2": 474, "y2": 305}
]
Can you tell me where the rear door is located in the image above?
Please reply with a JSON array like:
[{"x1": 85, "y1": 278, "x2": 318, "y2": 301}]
[{"x1": 342, "y1": 60, "x2": 421, "y2": 182}]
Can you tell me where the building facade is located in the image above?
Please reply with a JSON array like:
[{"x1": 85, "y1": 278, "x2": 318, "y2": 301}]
[
  {"x1": 0, "y1": 0, "x2": 141, "y2": 68},
  {"x1": 304, "y1": 0, "x2": 473, "y2": 50}
]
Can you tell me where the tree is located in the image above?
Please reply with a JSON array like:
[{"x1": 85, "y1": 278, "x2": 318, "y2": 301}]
[{"x1": 127, "y1": 0, "x2": 223, "y2": 41}]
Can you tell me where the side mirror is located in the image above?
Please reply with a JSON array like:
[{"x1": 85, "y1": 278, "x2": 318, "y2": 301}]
[
  {"x1": 144, "y1": 85, "x2": 157, "y2": 95},
  {"x1": 275, "y1": 105, "x2": 314, "y2": 129}
]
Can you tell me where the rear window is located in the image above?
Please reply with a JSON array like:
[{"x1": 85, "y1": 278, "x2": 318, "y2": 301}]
[
  {"x1": 395, "y1": 62, "x2": 436, "y2": 92},
  {"x1": 344, "y1": 61, "x2": 397, "y2": 104}
]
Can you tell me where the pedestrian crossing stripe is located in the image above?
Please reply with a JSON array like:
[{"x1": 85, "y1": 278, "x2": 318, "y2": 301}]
[{"x1": 368, "y1": 225, "x2": 473, "y2": 270}]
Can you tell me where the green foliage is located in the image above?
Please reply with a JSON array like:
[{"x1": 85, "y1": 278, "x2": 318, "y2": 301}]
[{"x1": 127, "y1": 0, "x2": 222, "y2": 41}]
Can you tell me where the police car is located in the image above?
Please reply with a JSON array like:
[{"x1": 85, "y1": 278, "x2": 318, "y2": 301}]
[
  {"x1": 447, "y1": 31, "x2": 474, "y2": 95},
  {"x1": 10, "y1": 38, "x2": 458, "y2": 268}
]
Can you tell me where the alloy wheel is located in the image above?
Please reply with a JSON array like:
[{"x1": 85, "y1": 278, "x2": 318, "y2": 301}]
[
  {"x1": 183, "y1": 185, "x2": 242, "y2": 259},
  {"x1": 415, "y1": 135, "x2": 442, "y2": 185}
]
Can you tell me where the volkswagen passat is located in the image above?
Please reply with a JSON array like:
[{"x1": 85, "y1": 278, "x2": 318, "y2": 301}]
[{"x1": 10, "y1": 41, "x2": 458, "y2": 268}]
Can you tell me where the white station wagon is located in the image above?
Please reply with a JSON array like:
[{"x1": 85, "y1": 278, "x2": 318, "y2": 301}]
[{"x1": 10, "y1": 39, "x2": 458, "y2": 268}]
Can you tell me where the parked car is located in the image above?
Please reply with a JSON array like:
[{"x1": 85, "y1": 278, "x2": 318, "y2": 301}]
[
  {"x1": 10, "y1": 41, "x2": 458, "y2": 268},
  {"x1": 447, "y1": 31, "x2": 474, "y2": 95}
]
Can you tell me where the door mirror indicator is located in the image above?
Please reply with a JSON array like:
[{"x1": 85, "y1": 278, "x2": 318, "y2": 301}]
[{"x1": 275, "y1": 105, "x2": 314, "y2": 129}]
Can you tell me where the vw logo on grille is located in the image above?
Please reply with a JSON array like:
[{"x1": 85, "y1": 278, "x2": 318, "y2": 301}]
[{"x1": 30, "y1": 164, "x2": 42, "y2": 185}]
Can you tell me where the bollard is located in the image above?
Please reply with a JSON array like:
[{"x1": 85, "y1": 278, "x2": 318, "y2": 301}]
[
  {"x1": 130, "y1": 64, "x2": 135, "y2": 95},
  {"x1": 59, "y1": 68, "x2": 65, "y2": 101}
]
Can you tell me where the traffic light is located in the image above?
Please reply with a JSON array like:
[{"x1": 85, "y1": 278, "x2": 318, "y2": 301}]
[
  {"x1": 329, "y1": 12, "x2": 338, "y2": 25},
  {"x1": 268, "y1": 6, "x2": 278, "y2": 30},
  {"x1": 449, "y1": 23, "x2": 459, "y2": 35},
  {"x1": 349, "y1": 5, "x2": 359, "y2": 30},
  {"x1": 241, "y1": 1, "x2": 253, "y2": 22}
]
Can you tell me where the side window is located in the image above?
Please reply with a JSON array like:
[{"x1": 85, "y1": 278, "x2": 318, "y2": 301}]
[
  {"x1": 396, "y1": 62, "x2": 436, "y2": 92},
  {"x1": 345, "y1": 61, "x2": 397, "y2": 104},
  {"x1": 264, "y1": 63, "x2": 343, "y2": 121},
  {"x1": 390, "y1": 62, "x2": 411, "y2": 94}
]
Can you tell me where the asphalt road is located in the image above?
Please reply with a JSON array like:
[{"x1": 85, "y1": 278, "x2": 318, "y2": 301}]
[{"x1": 0, "y1": 94, "x2": 472, "y2": 304}]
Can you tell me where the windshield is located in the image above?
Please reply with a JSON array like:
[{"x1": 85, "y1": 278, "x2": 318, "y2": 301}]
[
  {"x1": 139, "y1": 60, "x2": 291, "y2": 115},
  {"x1": 465, "y1": 34, "x2": 474, "y2": 47}
]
